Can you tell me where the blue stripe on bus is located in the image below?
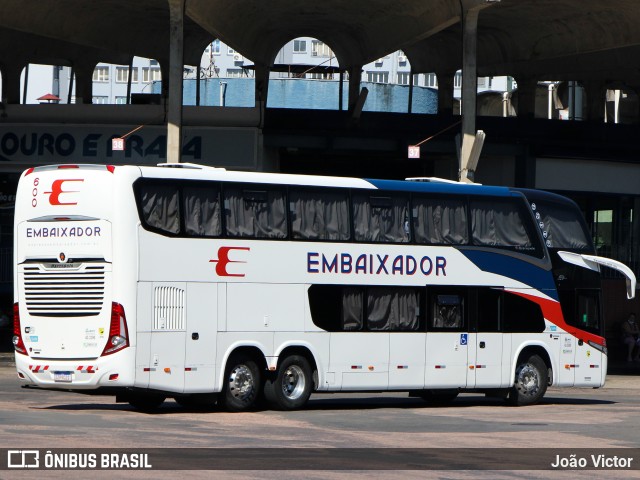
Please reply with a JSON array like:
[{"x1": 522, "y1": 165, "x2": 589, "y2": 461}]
[
  {"x1": 458, "y1": 249, "x2": 558, "y2": 301},
  {"x1": 365, "y1": 179, "x2": 511, "y2": 196}
]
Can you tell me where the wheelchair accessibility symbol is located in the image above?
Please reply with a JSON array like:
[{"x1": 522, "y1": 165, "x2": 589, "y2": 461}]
[{"x1": 460, "y1": 334, "x2": 468, "y2": 346}]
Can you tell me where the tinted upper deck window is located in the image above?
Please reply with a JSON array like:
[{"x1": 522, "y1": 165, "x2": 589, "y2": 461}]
[
  {"x1": 139, "y1": 183, "x2": 180, "y2": 234},
  {"x1": 224, "y1": 185, "x2": 287, "y2": 239},
  {"x1": 470, "y1": 197, "x2": 542, "y2": 256},
  {"x1": 289, "y1": 188, "x2": 350, "y2": 241},
  {"x1": 412, "y1": 196, "x2": 468, "y2": 245},
  {"x1": 353, "y1": 192, "x2": 410, "y2": 243}
]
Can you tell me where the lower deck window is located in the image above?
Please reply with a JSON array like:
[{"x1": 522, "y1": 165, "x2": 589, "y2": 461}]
[
  {"x1": 310, "y1": 284, "x2": 548, "y2": 334},
  {"x1": 310, "y1": 285, "x2": 422, "y2": 332},
  {"x1": 431, "y1": 294, "x2": 464, "y2": 329}
]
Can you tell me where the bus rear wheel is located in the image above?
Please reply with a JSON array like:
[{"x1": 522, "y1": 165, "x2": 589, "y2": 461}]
[
  {"x1": 508, "y1": 354, "x2": 548, "y2": 406},
  {"x1": 220, "y1": 354, "x2": 261, "y2": 412},
  {"x1": 264, "y1": 355, "x2": 313, "y2": 410}
]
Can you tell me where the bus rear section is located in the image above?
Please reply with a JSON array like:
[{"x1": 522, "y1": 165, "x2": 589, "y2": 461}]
[{"x1": 13, "y1": 165, "x2": 137, "y2": 389}]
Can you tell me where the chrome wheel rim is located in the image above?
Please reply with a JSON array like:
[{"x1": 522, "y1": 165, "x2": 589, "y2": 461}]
[
  {"x1": 517, "y1": 364, "x2": 540, "y2": 396},
  {"x1": 281, "y1": 365, "x2": 306, "y2": 400},
  {"x1": 228, "y1": 365, "x2": 255, "y2": 401}
]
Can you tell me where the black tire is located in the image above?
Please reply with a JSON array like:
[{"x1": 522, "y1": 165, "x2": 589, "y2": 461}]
[
  {"x1": 264, "y1": 355, "x2": 313, "y2": 410},
  {"x1": 418, "y1": 389, "x2": 459, "y2": 405},
  {"x1": 220, "y1": 354, "x2": 261, "y2": 412},
  {"x1": 128, "y1": 393, "x2": 166, "y2": 411},
  {"x1": 508, "y1": 354, "x2": 548, "y2": 406}
]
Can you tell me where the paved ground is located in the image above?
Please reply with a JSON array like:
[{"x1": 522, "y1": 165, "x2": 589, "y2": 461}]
[{"x1": 1, "y1": 355, "x2": 639, "y2": 480}]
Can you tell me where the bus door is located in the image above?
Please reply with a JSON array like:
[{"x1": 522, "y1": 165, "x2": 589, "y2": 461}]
[
  {"x1": 470, "y1": 288, "x2": 506, "y2": 389},
  {"x1": 557, "y1": 289, "x2": 600, "y2": 387},
  {"x1": 147, "y1": 282, "x2": 187, "y2": 392},
  {"x1": 573, "y1": 289, "x2": 604, "y2": 387},
  {"x1": 425, "y1": 290, "x2": 469, "y2": 389}
]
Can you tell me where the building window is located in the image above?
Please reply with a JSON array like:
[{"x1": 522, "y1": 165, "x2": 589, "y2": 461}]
[
  {"x1": 293, "y1": 39, "x2": 307, "y2": 53},
  {"x1": 115, "y1": 96, "x2": 128, "y2": 105},
  {"x1": 227, "y1": 46, "x2": 235, "y2": 55},
  {"x1": 311, "y1": 40, "x2": 333, "y2": 58},
  {"x1": 306, "y1": 72, "x2": 334, "y2": 80},
  {"x1": 366, "y1": 71, "x2": 389, "y2": 84},
  {"x1": 226, "y1": 68, "x2": 245, "y2": 78},
  {"x1": 142, "y1": 67, "x2": 162, "y2": 82},
  {"x1": 454, "y1": 71, "x2": 462, "y2": 88},
  {"x1": 397, "y1": 72, "x2": 419, "y2": 86},
  {"x1": 212, "y1": 40, "x2": 221, "y2": 54},
  {"x1": 92, "y1": 96, "x2": 108, "y2": 104},
  {"x1": 425, "y1": 73, "x2": 438, "y2": 88},
  {"x1": 116, "y1": 67, "x2": 138, "y2": 83},
  {"x1": 92, "y1": 66, "x2": 109, "y2": 82}
]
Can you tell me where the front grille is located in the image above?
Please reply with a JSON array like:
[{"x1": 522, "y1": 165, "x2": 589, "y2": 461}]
[{"x1": 22, "y1": 264, "x2": 106, "y2": 317}]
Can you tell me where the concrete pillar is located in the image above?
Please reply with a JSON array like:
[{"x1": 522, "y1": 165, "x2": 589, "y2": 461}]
[
  {"x1": 0, "y1": 63, "x2": 24, "y2": 104},
  {"x1": 339, "y1": 70, "x2": 344, "y2": 110},
  {"x1": 167, "y1": 0, "x2": 184, "y2": 164},
  {"x1": 347, "y1": 66, "x2": 363, "y2": 112},
  {"x1": 73, "y1": 60, "x2": 97, "y2": 105},
  {"x1": 583, "y1": 79, "x2": 606, "y2": 122},
  {"x1": 408, "y1": 70, "x2": 414, "y2": 113},
  {"x1": 436, "y1": 71, "x2": 455, "y2": 116},
  {"x1": 515, "y1": 77, "x2": 537, "y2": 119},
  {"x1": 459, "y1": 2, "x2": 482, "y2": 182},
  {"x1": 254, "y1": 63, "x2": 270, "y2": 128}
]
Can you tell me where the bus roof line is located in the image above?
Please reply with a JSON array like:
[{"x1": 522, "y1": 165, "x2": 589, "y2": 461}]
[
  {"x1": 156, "y1": 163, "x2": 226, "y2": 171},
  {"x1": 405, "y1": 177, "x2": 483, "y2": 185}
]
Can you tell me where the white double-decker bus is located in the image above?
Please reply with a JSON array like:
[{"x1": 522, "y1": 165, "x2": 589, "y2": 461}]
[{"x1": 13, "y1": 163, "x2": 636, "y2": 411}]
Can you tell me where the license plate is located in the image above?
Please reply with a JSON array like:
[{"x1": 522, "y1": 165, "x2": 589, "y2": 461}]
[{"x1": 53, "y1": 371, "x2": 73, "y2": 383}]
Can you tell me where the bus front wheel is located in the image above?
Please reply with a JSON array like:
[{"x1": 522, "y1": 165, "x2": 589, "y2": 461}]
[
  {"x1": 220, "y1": 354, "x2": 261, "y2": 412},
  {"x1": 264, "y1": 355, "x2": 313, "y2": 410},
  {"x1": 509, "y1": 354, "x2": 548, "y2": 406}
]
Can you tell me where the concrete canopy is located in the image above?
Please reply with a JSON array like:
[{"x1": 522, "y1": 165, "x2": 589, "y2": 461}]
[{"x1": 0, "y1": 0, "x2": 639, "y2": 90}]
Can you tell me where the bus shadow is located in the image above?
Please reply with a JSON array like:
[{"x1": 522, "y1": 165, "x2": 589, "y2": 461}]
[
  {"x1": 302, "y1": 395, "x2": 615, "y2": 411},
  {"x1": 34, "y1": 394, "x2": 615, "y2": 414}
]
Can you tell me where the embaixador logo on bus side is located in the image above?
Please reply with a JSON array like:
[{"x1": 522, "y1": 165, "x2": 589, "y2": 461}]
[{"x1": 209, "y1": 246, "x2": 250, "y2": 277}]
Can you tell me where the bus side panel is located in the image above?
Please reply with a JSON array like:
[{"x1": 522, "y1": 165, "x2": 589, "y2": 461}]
[
  {"x1": 556, "y1": 334, "x2": 576, "y2": 387},
  {"x1": 226, "y1": 283, "x2": 305, "y2": 332},
  {"x1": 425, "y1": 332, "x2": 468, "y2": 388},
  {"x1": 147, "y1": 282, "x2": 187, "y2": 393},
  {"x1": 330, "y1": 332, "x2": 389, "y2": 390},
  {"x1": 135, "y1": 281, "x2": 153, "y2": 389},
  {"x1": 574, "y1": 341, "x2": 605, "y2": 387},
  {"x1": 389, "y1": 333, "x2": 426, "y2": 389},
  {"x1": 184, "y1": 282, "x2": 218, "y2": 393}
]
